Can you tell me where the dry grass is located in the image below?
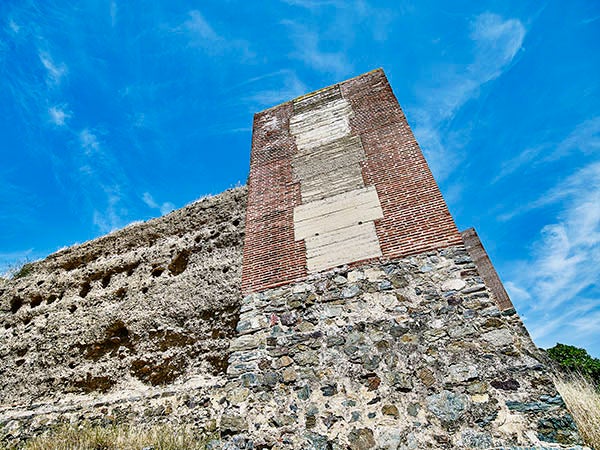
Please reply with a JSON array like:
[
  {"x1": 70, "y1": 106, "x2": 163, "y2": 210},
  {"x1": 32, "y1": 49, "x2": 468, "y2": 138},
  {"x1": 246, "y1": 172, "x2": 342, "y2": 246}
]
[
  {"x1": 1, "y1": 423, "x2": 217, "y2": 450},
  {"x1": 554, "y1": 372, "x2": 600, "y2": 449}
]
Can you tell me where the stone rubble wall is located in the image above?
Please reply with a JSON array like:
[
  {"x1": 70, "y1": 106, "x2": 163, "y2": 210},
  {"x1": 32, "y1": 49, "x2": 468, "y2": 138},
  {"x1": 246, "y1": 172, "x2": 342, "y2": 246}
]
[
  {"x1": 224, "y1": 246, "x2": 582, "y2": 449},
  {"x1": 0, "y1": 187, "x2": 246, "y2": 412}
]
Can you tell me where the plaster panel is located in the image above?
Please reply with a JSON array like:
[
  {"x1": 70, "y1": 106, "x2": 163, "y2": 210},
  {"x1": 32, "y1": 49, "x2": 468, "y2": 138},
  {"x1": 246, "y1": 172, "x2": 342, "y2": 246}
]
[
  {"x1": 292, "y1": 135, "x2": 366, "y2": 202},
  {"x1": 289, "y1": 99, "x2": 353, "y2": 150},
  {"x1": 293, "y1": 186, "x2": 383, "y2": 241},
  {"x1": 304, "y1": 221, "x2": 382, "y2": 272}
]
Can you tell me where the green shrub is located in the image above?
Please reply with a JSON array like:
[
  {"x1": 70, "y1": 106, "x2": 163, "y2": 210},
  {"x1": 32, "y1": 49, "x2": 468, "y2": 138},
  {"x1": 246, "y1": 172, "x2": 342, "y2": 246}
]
[{"x1": 547, "y1": 343, "x2": 600, "y2": 385}]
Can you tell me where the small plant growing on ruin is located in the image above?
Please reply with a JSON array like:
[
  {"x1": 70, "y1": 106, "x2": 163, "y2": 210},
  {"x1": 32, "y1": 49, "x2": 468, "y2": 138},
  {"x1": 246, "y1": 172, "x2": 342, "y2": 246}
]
[{"x1": 12, "y1": 263, "x2": 34, "y2": 280}]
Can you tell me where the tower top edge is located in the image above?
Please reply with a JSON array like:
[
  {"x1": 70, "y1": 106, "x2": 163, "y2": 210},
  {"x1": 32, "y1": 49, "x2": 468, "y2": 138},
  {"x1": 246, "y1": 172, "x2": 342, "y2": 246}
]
[{"x1": 254, "y1": 68, "x2": 385, "y2": 116}]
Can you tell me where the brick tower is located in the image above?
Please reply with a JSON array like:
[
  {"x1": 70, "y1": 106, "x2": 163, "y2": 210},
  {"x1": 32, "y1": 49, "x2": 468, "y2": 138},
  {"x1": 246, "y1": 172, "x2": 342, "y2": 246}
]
[
  {"x1": 231, "y1": 69, "x2": 582, "y2": 448},
  {"x1": 242, "y1": 69, "x2": 462, "y2": 294}
]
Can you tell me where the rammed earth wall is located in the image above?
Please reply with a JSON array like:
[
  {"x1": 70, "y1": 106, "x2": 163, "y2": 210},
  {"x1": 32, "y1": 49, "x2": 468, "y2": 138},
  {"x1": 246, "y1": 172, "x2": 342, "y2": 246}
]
[{"x1": 0, "y1": 188, "x2": 246, "y2": 427}]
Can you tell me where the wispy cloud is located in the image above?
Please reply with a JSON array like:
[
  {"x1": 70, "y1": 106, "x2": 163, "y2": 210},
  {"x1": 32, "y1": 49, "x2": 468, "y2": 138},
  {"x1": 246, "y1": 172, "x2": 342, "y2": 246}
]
[
  {"x1": 282, "y1": 20, "x2": 352, "y2": 76},
  {"x1": 93, "y1": 186, "x2": 126, "y2": 234},
  {"x1": 38, "y1": 51, "x2": 67, "y2": 86},
  {"x1": 48, "y1": 104, "x2": 71, "y2": 126},
  {"x1": 411, "y1": 12, "x2": 526, "y2": 180},
  {"x1": 505, "y1": 162, "x2": 600, "y2": 349},
  {"x1": 243, "y1": 69, "x2": 308, "y2": 108},
  {"x1": 499, "y1": 159, "x2": 600, "y2": 221},
  {"x1": 177, "y1": 10, "x2": 253, "y2": 59},
  {"x1": 494, "y1": 117, "x2": 600, "y2": 183},
  {"x1": 79, "y1": 128, "x2": 101, "y2": 155},
  {"x1": 142, "y1": 192, "x2": 175, "y2": 216},
  {"x1": 7, "y1": 19, "x2": 21, "y2": 35}
]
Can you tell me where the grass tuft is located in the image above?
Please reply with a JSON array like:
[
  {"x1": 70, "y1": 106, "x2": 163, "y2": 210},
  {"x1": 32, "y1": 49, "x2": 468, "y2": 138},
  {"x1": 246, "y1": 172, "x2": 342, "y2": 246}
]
[
  {"x1": 2, "y1": 423, "x2": 218, "y2": 450},
  {"x1": 553, "y1": 372, "x2": 600, "y2": 449},
  {"x1": 12, "y1": 262, "x2": 34, "y2": 279}
]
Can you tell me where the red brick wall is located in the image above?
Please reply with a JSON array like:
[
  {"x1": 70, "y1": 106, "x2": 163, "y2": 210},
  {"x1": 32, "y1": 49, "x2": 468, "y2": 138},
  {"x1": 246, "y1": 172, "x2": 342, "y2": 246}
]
[
  {"x1": 341, "y1": 70, "x2": 463, "y2": 258},
  {"x1": 241, "y1": 104, "x2": 307, "y2": 295},
  {"x1": 242, "y1": 69, "x2": 462, "y2": 294},
  {"x1": 462, "y1": 228, "x2": 514, "y2": 311}
]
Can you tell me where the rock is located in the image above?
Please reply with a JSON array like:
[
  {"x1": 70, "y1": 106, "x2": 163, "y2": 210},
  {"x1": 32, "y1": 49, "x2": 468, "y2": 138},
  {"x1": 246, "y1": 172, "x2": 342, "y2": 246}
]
[
  {"x1": 321, "y1": 384, "x2": 337, "y2": 396},
  {"x1": 407, "y1": 403, "x2": 420, "y2": 417},
  {"x1": 418, "y1": 368, "x2": 436, "y2": 387},
  {"x1": 282, "y1": 367, "x2": 297, "y2": 383},
  {"x1": 381, "y1": 404, "x2": 399, "y2": 418},
  {"x1": 273, "y1": 355, "x2": 294, "y2": 369},
  {"x1": 447, "y1": 364, "x2": 478, "y2": 383},
  {"x1": 295, "y1": 350, "x2": 319, "y2": 366},
  {"x1": 482, "y1": 329, "x2": 513, "y2": 347},
  {"x1": 280, "y1": 311, "x2": 298, "y2": 326},
  {"x1": 227, "y1": 388, "x2": 249, "y2": 405},
  {"x1": 342, "y1": 285, "x2": 361, "y2": 298},
  {"x1": 454, "y1": 256, "x2": 471, "y2": 264},
  {"x1": 471, "y1": 394, "x2": 489, "y2": 403},
  {"x1": 326, "y1": 334, "x2": 345, "y2": 347},
  {"x1": 348, "y1": 270, "x2": 366, "y2": 282},
  {"x1": 296, "y1": 385, "x2": 311, "y2": 400},
  {"x1": 348, "y1": 428, "x2": 376, "y2": 450},
  {"x1": 460, "y1": 429, "x2": 493, "y2": 448},
  {"x1": 229, "y1": 334, "x2": 263, "y2": 352},
  {"x1": 441, "y1": 279, "x2": 466, "y2": 291},
  {"x1": 426, "y1": 390, "x2": 468, "y2": 422},
  {"x1": 462, "y1": 284, "x2": 486, "y2": 294},
  {"x1": 389, "y1": 371, "x2": 412, "y2": 392},
  {"x1": 220, "y1": 414, "x2": 247, "y2": 433},
  {"x1": 304, "y1": 432, "x2": 331, "y2": 450},
  {"x1": 466, "y1": 381, "x2": 488, "y2": 394},
  {"x1": 379, "y1": 430, "x2": 402, "y2": 449},
  {"x1": 375, "y1": 293, "x2": 396, "y2": 309},
  {"x1": 377, "y1": 280, "x2": 392, "y2": 291},
  {"x1": 366, "y1": 375, "x2": 381, "y2": 391},
  {"x1": 491, "y1": 378, "x2": 520, "y2": 391},
  {"x1": 333, "y1": 275, "x2": 348, "y2": 285},
  {"x1": 505, "y1": 401, "x2": 552, "y2": 412},
  {"x1": 364, "y1": 268, "x2": 384, "y2": 281}
]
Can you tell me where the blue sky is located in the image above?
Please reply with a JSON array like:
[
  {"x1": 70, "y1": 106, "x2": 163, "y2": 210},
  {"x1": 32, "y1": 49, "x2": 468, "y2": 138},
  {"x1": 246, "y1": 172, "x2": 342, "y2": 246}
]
[{"x1": 1, "y1": 1, "x2": 599, "y2": 356}]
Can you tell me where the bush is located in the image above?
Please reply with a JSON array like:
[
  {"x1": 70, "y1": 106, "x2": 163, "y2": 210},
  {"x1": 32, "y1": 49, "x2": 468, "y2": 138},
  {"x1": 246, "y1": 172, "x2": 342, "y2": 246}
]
[{"x1": 547, "y1": 343, "x2": 600, "y2": 386}]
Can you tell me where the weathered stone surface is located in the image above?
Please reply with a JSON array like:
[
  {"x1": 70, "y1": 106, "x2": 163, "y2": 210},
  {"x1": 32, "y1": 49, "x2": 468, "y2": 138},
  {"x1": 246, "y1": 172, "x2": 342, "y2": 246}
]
[{"x1": 426, "y1": 390, "x2": 468, "y2": 422}]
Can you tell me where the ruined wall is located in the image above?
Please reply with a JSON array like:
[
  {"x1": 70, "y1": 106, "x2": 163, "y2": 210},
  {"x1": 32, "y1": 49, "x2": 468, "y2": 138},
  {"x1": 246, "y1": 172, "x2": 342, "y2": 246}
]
[
  {"x1": 1, "y1": 238, "x2": 583, "y2": 448},
  {"x1": 226, "y1": 247, "x2": 581, "y2": 449},
  {"x1": 0, "y1": 187, "x2": 246, "y2": 411}
]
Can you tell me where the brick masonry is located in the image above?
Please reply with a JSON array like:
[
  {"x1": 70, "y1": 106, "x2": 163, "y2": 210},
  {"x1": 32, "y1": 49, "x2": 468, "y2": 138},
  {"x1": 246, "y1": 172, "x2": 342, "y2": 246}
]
[
  {"x1": 242, "y1": 69, "x2": 463, "y2": 294},
  {"x1": 462, "y1": 228, "x2": 515, "y2": 311}
]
